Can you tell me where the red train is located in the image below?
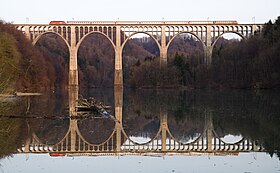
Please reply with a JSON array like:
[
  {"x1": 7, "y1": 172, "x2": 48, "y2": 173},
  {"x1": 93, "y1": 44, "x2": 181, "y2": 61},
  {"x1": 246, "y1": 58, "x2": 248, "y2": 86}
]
[{"x1": 49, "y1": 21, "x2": 66, "y2": 25}]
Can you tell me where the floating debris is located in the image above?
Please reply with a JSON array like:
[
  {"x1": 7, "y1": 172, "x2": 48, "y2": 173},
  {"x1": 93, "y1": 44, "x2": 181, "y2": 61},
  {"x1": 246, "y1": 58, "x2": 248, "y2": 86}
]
[
  {"x1": 73, "y1": 96, "x2": 119, "y2": 123},
  {"x1": 76, "y1": 97, "x2": 111, "y2": 113}
]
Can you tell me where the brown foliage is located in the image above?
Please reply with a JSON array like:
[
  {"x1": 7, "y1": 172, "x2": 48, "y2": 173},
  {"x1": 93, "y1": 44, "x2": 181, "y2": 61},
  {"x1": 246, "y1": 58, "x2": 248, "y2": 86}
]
[{"x1": 0, "y1": 20, "x2": 57, "y2": 92}]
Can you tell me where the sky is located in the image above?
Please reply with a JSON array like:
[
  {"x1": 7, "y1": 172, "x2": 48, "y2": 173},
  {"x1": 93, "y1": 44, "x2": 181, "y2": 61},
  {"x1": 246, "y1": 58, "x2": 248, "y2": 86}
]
[{"x1": 0, "y1": 0, "x2": 279, "y2": 24}]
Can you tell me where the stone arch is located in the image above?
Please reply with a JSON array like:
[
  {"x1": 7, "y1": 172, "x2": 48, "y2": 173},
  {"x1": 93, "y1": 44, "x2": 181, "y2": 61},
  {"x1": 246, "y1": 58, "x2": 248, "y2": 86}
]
[
  {"x1": 167, "y1": 112, "x2": 206, "y2": 145},
  {"x1": 29, "y1": 118, "x2": 70, "y2": 145},
  {"x1": 121, "y1": 123, "x2": 162, "y2": 145},
  {"x1": 76, "y1": 30, "x2": 116, "y2": 53},
  {"x1": 121, "y1": 31, "x2": 161, "y2": 50},
  {"x1": 77, "y1": 119, "x2": 116, "y2": 145},
  {"x1": 50, "y1": 119, "x2": 117, "y2": 147},
  {"x1": 166, "y1": 31, "x2": 206, "y2": 53},
  {"x1": 32, "y1": 31, "x2": 70, "y2": 51},
  {"x1": 76, "y1": 31, "x2": 116, "y2": 88},
  {"x1": 212, "y1": 31, "x2": 246, "y2": 49}
]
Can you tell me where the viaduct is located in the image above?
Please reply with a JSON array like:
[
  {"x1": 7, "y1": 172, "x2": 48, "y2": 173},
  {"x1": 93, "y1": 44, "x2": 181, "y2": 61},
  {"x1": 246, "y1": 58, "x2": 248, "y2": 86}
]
[{"x1": 15, "y1": 21, "x2": 263, "y2": 87}]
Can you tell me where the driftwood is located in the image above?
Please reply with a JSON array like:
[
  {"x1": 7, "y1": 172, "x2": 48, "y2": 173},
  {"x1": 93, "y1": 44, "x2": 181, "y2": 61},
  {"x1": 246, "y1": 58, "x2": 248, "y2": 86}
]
[
  {"x1": 74, "y1": 97, "x2": 119, "y2": 123},
  {"x1": 76, "y1": 97, "x2": 110, "y2": 112}
]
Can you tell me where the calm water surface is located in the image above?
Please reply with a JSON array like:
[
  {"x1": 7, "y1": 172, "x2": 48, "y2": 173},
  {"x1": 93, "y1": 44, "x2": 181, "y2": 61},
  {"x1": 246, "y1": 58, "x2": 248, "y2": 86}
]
[{"x1": 0, "y1": 88, "x2": 279, "y2": 173}]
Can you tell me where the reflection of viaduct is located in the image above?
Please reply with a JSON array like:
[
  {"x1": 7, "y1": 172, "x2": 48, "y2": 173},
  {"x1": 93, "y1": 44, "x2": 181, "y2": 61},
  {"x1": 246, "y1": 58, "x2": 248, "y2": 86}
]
[
  {"x1": 15, "y1": 21, "x2": 263, "y2": 86},
  {"x1": 18, "y1": 87, "x2": 263, "y2": 156}
]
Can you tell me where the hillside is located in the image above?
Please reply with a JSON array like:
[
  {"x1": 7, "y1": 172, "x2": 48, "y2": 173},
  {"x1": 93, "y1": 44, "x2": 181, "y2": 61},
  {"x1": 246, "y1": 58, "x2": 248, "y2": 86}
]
[
  {"x1": 2, "y1": 17, "x2": 279, "y2": 91},
  {"x1": 0, "y1": 20, "x2": 56, "y2": 93}
]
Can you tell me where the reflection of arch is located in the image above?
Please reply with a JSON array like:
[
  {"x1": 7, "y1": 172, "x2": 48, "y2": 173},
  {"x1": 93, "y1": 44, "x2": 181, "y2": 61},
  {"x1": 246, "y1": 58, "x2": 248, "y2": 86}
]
[
  {"x1": 166, "y1": 127, "x2": 205, "y2": 145},
  {"x1": 211, "y1": 130, "x2": 253, "y2": 151},
  {"x1": 19, "y1": 117, "x2": 262, "y2": 153},
  {"x1": 121, "y1": 31, "x2": 161, "y2": 51},
  {"x1": 212, "y1": 31, "x2": 246, "y2": 49},
  {"x1": 163, "y1": 125, "x2": 209, "y2": 151},
  {"x1": 75, "y1": 126, "x2": 117, "y2": 147},
  {"x1": 52, "y1": 118, "x2": 120, "y2": 152},
  {"x1": 166, "y1": 31, "x2": 206, "y2": 57},
  {"x1": 121, "y1": 126, "x2": 162, "y2": 146},
  {"x1": 23, "y1": 120, "x2": 118, "y2": 152},
  {"x1": 27, "y1": 118, "x2": 70, "y2": 145},
  {"x1": 77, "y1": 118, "x2": 116, "y2": 145},
  {"x1": 32, "y1": 31, "x2": 70, "y2": 51}
]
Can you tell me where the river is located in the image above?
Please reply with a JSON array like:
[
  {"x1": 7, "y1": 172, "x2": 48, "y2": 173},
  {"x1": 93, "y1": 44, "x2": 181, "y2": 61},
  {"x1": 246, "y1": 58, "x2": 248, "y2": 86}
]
[{"x1": 0, "y1": 88, "x2": 279, "y2": 173}]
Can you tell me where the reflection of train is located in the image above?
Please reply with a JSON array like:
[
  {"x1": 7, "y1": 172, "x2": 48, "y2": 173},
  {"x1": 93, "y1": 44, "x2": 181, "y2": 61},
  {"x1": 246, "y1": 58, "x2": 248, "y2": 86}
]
[
  {"x1": 49, "y1": 153, "x2": 65, "y2": 157},
  {"x1": 49, "y1": 20, "x2": 238, "y2": 25}
]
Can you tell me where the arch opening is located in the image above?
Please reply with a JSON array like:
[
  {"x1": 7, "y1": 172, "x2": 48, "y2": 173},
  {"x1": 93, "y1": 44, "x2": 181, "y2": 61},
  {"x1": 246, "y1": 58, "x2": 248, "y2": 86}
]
[
  {"x1": 167, "y1": 32, "x2": 205, "y2": 87},
  {"x1": 212, "y1": 32, "x2": 244, "y2": 64},
  {"x1": 34, "y1": 32, "x2": 70, "y2": 91},
  {"x1": 77, "y1": 32, "x2": 115, "y2": 94},
  {"x1": 123, "y1": 112, "x2": 160, "y2": 145},
  {"x1": 122, "y1": 33, "x2": 160, "y2": 87},
  {"x1": 27, "y1": 94, "x2": 70, "y2": 145},
  {"x1": 78, "y1": 118, "x2": 115, "y2": 145},
  {"x1": 122, "y1": 89, "x2": 162, "y2": 145},
  {"x1": 168, "y1": 108, "x2": 205, "y2": 144}
]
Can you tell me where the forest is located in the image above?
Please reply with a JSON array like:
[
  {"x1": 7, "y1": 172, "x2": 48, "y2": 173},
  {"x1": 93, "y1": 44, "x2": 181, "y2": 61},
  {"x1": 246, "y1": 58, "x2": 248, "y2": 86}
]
[
  {"x1": 0, "y1": 20, "x2": 58, "y2": 93},
  {"x1": 126, "y1": 17, "x2": 280, "y2": 89},
  {"x1": 0, "y1": 17, "x2": 280, "y2": 93}
]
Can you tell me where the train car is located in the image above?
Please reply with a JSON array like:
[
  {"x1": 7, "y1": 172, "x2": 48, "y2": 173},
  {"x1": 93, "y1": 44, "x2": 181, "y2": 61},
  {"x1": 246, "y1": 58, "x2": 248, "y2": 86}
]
[{"x1": 49, "y1": 21, "x2": 66, "y2": 25}]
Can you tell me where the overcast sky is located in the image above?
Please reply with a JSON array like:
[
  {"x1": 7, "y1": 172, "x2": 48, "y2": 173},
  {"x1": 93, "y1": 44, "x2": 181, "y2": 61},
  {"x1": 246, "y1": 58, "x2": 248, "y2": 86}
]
[{"x1": 0, "y1": 0, "x2": 279, "y2": 24}]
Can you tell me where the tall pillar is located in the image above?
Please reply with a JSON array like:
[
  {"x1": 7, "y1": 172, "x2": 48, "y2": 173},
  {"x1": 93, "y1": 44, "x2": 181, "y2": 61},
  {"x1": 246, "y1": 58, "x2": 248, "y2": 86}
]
[
  {"x1": 160, "y1": 26, "x2": 167, "y2": 65},
  {"x1": 69, "y1": 26, "x2": 78, "y2": 86},
  {"x1": 115, "y1": 87, "x2": 123, "y2": 152},
  {"x1": 205, "y1": 25, "x2": 212, "y2": 64},
  {"x1": 160, "y1": 111, "x2": 168, "y2": 152},
  {"x1": 114, "y1": 26, "x2": 123, "y2": 87}
]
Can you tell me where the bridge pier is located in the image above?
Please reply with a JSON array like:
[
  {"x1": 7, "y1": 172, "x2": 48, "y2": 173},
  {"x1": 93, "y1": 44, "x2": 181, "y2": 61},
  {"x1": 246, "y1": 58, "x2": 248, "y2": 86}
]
[
  {"x1": 160, "y1": 26, "x2": 168, "y2": 65},
  {"x1": 205, "y1": 26, "x2": 212, "y2": 64},
  {"x1": 114, "y1": 26, "x2": 123, "y2": 87},
  {"x1": 160, "y1": 47, "x2": 168, "y2": 65},
  {"x1": 69, "y1": 26, "x2": 78, "y2": 86},
  {"x1": 205, "y1": 46, "x2": 213, "y2": 65}
]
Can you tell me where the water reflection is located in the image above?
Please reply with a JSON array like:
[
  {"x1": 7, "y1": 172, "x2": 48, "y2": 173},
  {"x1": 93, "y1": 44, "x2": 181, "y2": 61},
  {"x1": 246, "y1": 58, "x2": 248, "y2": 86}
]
[{"x1": 0, "y1": 89, "x2": 279, "y2": 160}]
